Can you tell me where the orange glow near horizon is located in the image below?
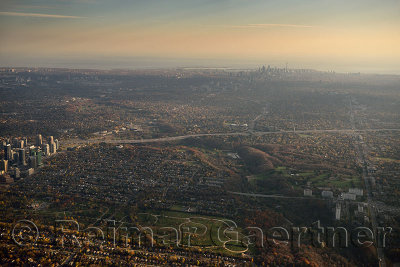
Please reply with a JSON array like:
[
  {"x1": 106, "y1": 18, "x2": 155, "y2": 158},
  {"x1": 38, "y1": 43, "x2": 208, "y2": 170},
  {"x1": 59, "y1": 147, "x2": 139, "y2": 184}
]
[{"x1": 0, "y1": 0, "x2": 399, "y2": 73}]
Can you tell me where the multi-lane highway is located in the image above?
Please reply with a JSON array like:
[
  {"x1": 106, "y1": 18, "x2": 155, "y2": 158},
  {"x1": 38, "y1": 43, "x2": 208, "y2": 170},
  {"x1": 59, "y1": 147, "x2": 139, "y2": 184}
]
[{"x1": 64, "y1": 128, "x2": 400, "y2": 145}]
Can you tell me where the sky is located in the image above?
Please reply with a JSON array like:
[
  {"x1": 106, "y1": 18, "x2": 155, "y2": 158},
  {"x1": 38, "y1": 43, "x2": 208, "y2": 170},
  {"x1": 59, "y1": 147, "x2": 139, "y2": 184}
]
[{"x1": 0, "y1": 0, "x2": 399, "y2": 73}]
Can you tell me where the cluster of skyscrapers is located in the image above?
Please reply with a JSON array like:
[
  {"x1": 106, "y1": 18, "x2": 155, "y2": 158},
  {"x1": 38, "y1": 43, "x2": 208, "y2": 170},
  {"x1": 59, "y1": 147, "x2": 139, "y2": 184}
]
[{"x1": 0, "y1": 134, "x2": 59, "y2": 182}]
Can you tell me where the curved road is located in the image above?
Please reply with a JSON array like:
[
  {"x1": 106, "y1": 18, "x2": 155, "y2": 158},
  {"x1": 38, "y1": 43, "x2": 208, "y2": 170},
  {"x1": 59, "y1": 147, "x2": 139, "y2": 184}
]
[{"x1": 65, "y1": 128, "x2": 400, "y2": 145}]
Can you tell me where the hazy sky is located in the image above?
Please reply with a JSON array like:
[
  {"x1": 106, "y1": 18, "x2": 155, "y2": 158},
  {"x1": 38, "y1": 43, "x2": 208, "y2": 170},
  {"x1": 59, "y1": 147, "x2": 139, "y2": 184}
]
[{"x1": 0, "y1": 0, "x2": 399, "y2": 73}]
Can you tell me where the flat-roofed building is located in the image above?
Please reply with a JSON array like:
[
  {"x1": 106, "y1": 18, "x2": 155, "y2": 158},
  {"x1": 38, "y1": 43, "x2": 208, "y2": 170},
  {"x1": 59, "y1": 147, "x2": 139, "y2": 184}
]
[
  {"x1": 304, "y1": 188, "x2": 313, "y2": 197},
  {"x1": 322, "y1": 190, "x2": 333, "y2": 198}
]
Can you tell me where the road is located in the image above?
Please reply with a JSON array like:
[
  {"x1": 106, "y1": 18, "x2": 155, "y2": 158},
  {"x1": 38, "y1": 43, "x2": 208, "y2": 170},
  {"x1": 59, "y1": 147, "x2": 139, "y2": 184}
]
[
  {"x1": 64, "y1": 128, "x2": 400, "y2": 146},
  {"x1": 349, "y1": 96, "x2": 386, "y2": 267},
  {"x1": 228, "y1": 191, "x2": 313, "y2": 199},
  {"x1": 249, "y1": 102, "x2": 269, "y2": 132},
  {"x1": 356, "y1": 135, "x2": 386, "y2": 267}
]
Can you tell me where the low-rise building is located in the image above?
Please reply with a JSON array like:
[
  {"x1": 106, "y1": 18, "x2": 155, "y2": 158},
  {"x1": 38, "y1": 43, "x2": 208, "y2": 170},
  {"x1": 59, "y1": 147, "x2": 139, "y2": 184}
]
[
  {"x1": 321, "y1": 190, "x2": 333, "y2": 198},
  {"x1": 349, "y1": 188, "x2": 363, "y2": 196},
  {"x1": 0, "y1": 174, "x2": 14, "y2": 184},
  {"x1": 342, "y1": 192, "x2": 356, "y2": 201},
  {"x1": 304, "y1": 188, "x2": 313, "y2": 197}
]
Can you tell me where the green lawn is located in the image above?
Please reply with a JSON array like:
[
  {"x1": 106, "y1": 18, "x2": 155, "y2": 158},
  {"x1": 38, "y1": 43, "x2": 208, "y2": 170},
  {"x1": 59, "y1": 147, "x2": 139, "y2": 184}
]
[{"x1": 136, "y1": 210, "x2": 248, "y2": 255}]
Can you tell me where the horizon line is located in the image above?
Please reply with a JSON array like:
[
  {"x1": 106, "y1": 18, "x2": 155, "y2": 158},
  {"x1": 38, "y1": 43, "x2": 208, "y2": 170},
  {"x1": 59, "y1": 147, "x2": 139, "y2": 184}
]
[{"x1": 0, "y1": 11, "x2": 84, "y2": 19}]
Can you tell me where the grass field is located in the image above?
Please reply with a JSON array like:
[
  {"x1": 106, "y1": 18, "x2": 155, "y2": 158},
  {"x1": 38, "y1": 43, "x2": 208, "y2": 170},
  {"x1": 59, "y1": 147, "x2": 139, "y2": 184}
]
[
  {"x1": 250, "y1": 166, "x2": 363, "y2": 194},
  {"x1": 137, "y1": 210, "x2": 249, "y2": 255}
]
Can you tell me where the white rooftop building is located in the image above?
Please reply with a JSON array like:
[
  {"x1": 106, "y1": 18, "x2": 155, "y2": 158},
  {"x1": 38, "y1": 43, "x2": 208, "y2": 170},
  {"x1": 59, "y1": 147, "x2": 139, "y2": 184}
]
[
  {"x1": 321, "y1": 190, "x2": 333, "y2": 198},
  {"x1": 304, "y1": 189, "x2": 313, "y2": 197},
  {"x1": 349, "y1": 188, "x2": 363, "y2": 196},
  {"x1": 342, "y1": 192, "x2": 356, "y2": 201}
]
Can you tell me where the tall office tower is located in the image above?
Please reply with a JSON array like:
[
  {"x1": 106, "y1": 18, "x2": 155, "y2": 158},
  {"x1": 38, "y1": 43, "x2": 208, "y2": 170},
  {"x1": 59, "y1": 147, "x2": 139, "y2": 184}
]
[
  {"x1": 37, "y1": 151, "x2": 43, "y2": 166},
  {"x1": 4, "y1": 144, "x2": 11, "y2": 161},
  {"x1": 19, "y1": 148, "x2": 26, "y2": 166},
  {"x1": 43, "y1": 144, "x2": 50, "y2": 156},
  {"x1": 18, "y1": 140, "x2": 24, "y2": 148},
  {"x1": 55, "y1": 139, "x2": 59, "y2": 150},
  {"x1": 23, "y1": 137, "x2": 28, "y2": 147},
  {"x1": 1, "y1": 141, "x2": 6, "y2": 150},
  {"x1": 0, "y1": 160, "x2": 8, "y2": 173},
  {"x1": 14, "y1": 168, "x2": 20, "y2": 179},
  {"x1": 12, "y1": 138, "x2": 19, "y2": 148},
  {"x1": 13, "y1": 152, "x2": 19, "y2": 164},
  {"x1": 36, "y1": 134, "x2": 43, "y2": 147},
  {"x1": 50, "y1": 142, "x2": 57, "y2": 154},
  {"x1": 31, "y1": 146, "x2": 38, "y2": 155},
  {"x1": 48, "y1": 136, "x2": 54, "y2": 145},
  {"x1": 29, "y1": 156, "x2": 37, "y2": 169}
]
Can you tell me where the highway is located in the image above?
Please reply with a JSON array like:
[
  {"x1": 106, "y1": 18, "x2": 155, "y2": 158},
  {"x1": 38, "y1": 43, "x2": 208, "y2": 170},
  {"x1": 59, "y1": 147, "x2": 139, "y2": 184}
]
[
  {"x1": 64, "y1": 128, "x2": 400, "y2": 145},
  {"x1": 228, "y1": 191, "x2": 312, "y2": 199}
]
